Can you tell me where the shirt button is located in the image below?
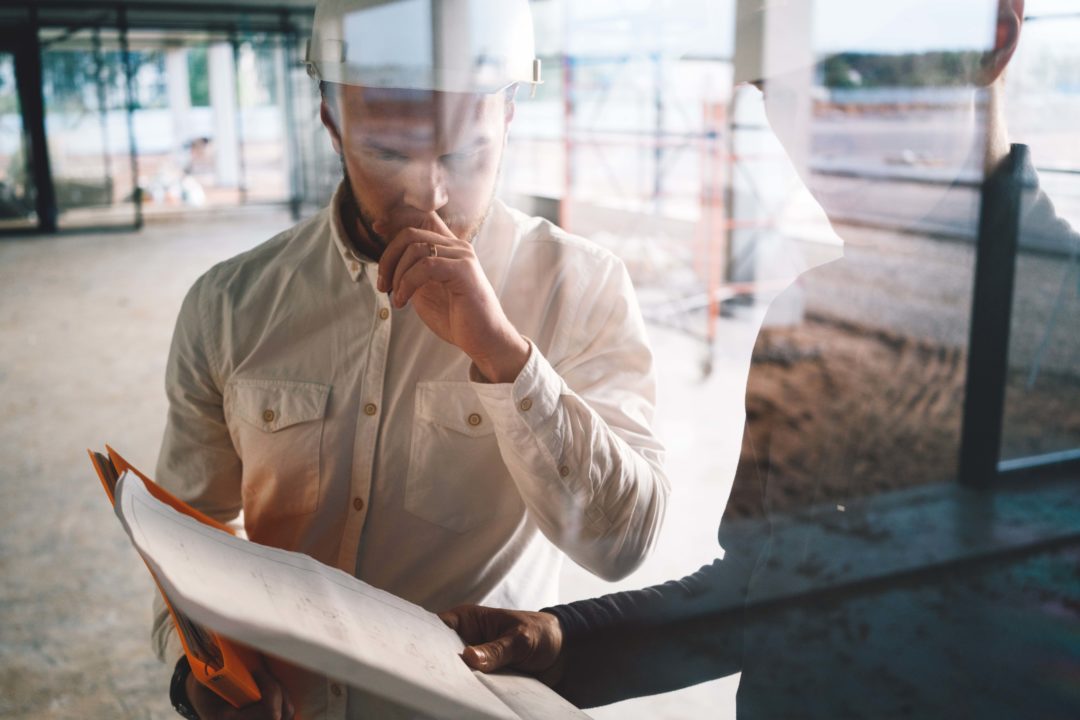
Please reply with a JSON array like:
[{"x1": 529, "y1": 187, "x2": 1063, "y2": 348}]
[
  {"x1": 559, "y1": 465, "x2": 570, "y2": 477},
  {"x1": 378, "y1": 307, "x2": 390, "y2": 321},
  {"x1": 519, "y1": 398, "x2": 533, "y2": 412},
  {"x1": 468, "y1": 413, "x2": 482, "y2": 427},
  {"x1": 353, "y1": 497, "x2": 364, "y2": 512},
  {"x1": 331, "y1": 683, "x2": 342, "y2": 697},
  {"x1": 262, "y1": 409, "x2": 275, "y2": 423},
  {"x1": 364, "y1": 403, "x2": 378, "y2": 416}
]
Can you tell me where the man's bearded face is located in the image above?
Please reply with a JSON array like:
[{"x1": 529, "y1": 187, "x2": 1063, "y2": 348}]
[{"x1": 327, "y1": 85, "x2": 511, "y2": 247}]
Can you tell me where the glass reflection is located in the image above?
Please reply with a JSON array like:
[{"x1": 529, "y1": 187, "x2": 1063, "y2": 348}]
[
  {"x1": 0, "y1": 51, "x2": 36, "y2": 230},
  {"x1": 1000, "y1": 10, "x2": 1080, "y2": 464}
]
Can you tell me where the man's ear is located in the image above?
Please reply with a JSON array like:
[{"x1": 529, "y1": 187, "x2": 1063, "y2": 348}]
[
  {"x1": 320, "y1": 99, "x2": 344, "y2": 155},
  {"x1": 981, "y1": 0, "x2": 1024, "y2": 85}
]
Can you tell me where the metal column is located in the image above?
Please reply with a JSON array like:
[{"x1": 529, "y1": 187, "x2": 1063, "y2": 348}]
[
  {"x1": 118, "y1": 6, "x2": 143, "y2": 229},
  {"x1": 958, "y1": 144, "x2": 1027, "y2": 486},
  {"x1": 12, "y1": 8, "x2": 58, "y2": 232}
]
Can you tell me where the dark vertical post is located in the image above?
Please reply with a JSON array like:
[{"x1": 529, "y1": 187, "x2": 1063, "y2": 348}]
[
  {"x1": 958, "y1": 144, "x2": 1028, "y2": 486},
  {"x1": 230, "y1": 29, "x2": 248, "y2": 205},
  {"x1": 118, "y1": 5, "x2": 142, "y2": 229},
  {"x1": 91, "y1": 27, "x2": 114, "y2": 208},
  {"x1": 280, "y1": 11, "x2": 301, "y2": 220},
  {"x1": 15, "y1": 6, "x2": 58, "y2": 232},
  {"x1": 723, "y1": 91, "x2": 738, "y2": 288}
]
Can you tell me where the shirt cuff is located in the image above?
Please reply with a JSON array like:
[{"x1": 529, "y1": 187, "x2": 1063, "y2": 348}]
[{"x1": 469, "y1": 338, "x2": 565, "y2": 430}]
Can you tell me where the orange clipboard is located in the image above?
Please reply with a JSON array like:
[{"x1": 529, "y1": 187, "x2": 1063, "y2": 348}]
[{"x1": 88, "y1": 445, "x2": 262, "y2": 708}]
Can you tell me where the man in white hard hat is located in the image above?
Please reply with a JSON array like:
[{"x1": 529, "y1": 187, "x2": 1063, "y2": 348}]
[{"x1": 153, "y1": 1, "x2": 669, "y2": 718}]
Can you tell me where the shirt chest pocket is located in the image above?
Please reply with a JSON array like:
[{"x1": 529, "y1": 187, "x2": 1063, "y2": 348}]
[
  {"x1": 405, "y1": 382, "x2": 522, "y2": 534},
  {"x1": 225, "y1": 379, "x2": 330, "y2": 521}
]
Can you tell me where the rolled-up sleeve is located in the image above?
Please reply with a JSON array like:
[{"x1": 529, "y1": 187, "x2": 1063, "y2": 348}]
[{"x1": 471, "y1": 257, "x2": 668, "y2": 581}]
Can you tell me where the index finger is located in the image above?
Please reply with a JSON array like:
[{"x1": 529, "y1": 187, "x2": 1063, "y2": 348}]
[
  {"x1": 437, "y1": 605, "x2": 492, "y2": 644},
  {"x1": 376, "y1": 226, "x2": 447, "y2": 293},
  {"x1": 421, "y1": 211, "x2": 454, "y2": 237},
  {"x1": 437, "y1": 609, "x2": 461, "y2": 631}
]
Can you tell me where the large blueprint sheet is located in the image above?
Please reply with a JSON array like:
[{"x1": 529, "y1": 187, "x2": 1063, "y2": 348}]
[{"x1": 114, "y1": 472, "x2": 587, "y2": 720}]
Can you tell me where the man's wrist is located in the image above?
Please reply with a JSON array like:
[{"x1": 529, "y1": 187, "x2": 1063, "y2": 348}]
[
  {"x1": 169, "y1": 656, "x2": 200, "y2": 719},
  {"x1": 471, "y1": 333, "x2": 531, "y2": 384},
  {"x1": 536, "y1": 610, "x2": 567, "y2": 687}
]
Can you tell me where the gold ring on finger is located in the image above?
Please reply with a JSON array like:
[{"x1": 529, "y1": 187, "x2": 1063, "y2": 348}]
[{"x1": 428, "y1": 243, "x2": 438, "y2": 258}]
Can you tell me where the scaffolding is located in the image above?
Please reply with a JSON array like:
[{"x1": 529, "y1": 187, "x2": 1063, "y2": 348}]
[{"x1": 513, "y1": 2, "x2": 788, "y2": 376}]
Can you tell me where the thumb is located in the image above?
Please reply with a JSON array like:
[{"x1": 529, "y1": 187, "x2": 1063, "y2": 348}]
[{"x1": 462, "y1": 635, "x2": 517, "y2": 673}]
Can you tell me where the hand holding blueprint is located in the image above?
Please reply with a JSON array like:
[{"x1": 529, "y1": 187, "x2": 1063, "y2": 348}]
[{"x1": 114, "y1": 471, "x2": 589, "y2": 720}]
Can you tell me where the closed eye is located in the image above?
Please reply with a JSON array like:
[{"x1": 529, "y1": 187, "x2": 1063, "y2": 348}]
[
  {"x1": 362, "y1": 141, "x2": 409, "y2": 162},
  {"x1": 441, "y1": 150, "x2": 479, "y2": 169},
  {"x1": 441, "y1": 142, "x2": 490, "y2": 170},
  {"x1": 374, "y1": 148, "x2": 408, "y2": 162}
]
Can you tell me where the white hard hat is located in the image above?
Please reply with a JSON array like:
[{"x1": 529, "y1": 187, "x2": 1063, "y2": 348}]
[{"x1": 306, "y1": 0, "x2": 542, "y2": 94}]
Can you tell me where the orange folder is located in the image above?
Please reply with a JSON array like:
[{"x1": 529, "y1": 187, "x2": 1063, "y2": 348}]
[{"x1": 88, "y1": 445, "x2": 262, "y2": 708}]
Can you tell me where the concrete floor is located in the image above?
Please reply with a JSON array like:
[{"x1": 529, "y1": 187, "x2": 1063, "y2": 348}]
[
  {"x1": 0, "y1": 208, "x2": 752, "y2": 719},
  {"x1": 0, "y1": 210, "x2": 300, "y2": 719}
]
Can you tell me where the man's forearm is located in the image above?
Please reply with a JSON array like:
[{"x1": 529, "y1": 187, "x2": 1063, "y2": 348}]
[
  {"x1": 544, "y1": 557, "x2": 747, "y2": 708},
  {"x1": 472, "y1": 346, "x2": 669, "y2": 580}
]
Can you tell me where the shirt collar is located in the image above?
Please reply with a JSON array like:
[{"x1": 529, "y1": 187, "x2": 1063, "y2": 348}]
[{"x1": 329, "y1": 181, "x2": 369, "y2": 283}]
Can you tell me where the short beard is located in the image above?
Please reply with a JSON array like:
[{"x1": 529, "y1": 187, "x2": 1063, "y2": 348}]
[
  {"x1": 338, "y1": 154, "x2": 502, "y2": 250},
  {"x1": 340, "y1": 157, "x2": 386, "y2": 250}
]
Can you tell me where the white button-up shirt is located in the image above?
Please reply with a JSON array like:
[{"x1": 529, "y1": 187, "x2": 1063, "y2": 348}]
[{"x1": 152, "y1": 185, "x2": 668, "y2": 718}]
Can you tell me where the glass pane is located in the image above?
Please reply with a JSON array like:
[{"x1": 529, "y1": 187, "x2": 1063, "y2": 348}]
[
  {"x1": 40, "y1": 26, "x2": 136, "y2": 229},
  {"x1": 721, "y1": 0, "x2": 993, "y2": 517},
  {"x1": 236, "y1": 35, "x2": 290, "y2": 204},
  {"x1": 177, "y1": 39, "x2": 246, "y2": 208},
  {"x1": 137, "y1": 32, "x2": 294, "y2": 212},
  {"x1": 131, "y1": 34, "x2": 222, "y2": 214},
  {"x1": 35, "y1": 27, "x2": 299, "y2": 220},
  {"x1": 999, "y1": 11, "x2": 1080, "y2": 464},
  {"x1": 0, "y1": 51, "x2": 37, "y2": 231}
]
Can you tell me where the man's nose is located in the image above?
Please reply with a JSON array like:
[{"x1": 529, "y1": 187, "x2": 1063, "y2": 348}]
[{"x1": 404, "y1": 161, "x2": 449, "y2": 213}]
